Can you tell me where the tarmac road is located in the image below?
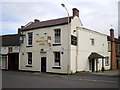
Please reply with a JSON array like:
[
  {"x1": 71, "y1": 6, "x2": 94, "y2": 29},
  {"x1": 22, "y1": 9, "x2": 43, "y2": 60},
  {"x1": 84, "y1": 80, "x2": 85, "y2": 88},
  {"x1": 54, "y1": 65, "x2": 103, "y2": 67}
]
[{"x1": 2, "y1": 70, "x2": 119, "y2": 88}]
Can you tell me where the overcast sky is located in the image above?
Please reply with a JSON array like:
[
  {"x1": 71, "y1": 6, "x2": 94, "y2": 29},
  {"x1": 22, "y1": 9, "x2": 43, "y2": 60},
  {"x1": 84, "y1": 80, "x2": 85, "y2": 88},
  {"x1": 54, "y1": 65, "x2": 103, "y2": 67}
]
[{"x1": 0, "y1": 0, "x2": 119, "y2": 38}]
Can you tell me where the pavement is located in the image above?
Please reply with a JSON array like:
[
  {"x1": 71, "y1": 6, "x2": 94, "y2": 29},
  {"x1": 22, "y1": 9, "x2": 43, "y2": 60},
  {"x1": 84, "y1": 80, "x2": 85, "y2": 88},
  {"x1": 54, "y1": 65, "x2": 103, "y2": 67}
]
[{"x1": 90, "y1": 70, "x2": 119, "y2": 76}]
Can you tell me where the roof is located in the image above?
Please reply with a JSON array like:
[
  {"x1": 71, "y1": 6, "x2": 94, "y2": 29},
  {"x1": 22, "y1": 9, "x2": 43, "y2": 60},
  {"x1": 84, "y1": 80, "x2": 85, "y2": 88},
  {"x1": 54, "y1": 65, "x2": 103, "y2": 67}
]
[
  {"x1": 107, "y1": 36, "x2": 120, "y2": 44},
  {"x1": 0, "y1": 34, "x2": 19, "y2": 46},
  {"x1": 21, "y1": 16, "x2": 73, "y2": 31},
  {"x1": 88, "y1": 52, "x2": 104, "y2": 59},
  {"x1": 82, "y1": 27, "x2": 107, "y2": 36}
]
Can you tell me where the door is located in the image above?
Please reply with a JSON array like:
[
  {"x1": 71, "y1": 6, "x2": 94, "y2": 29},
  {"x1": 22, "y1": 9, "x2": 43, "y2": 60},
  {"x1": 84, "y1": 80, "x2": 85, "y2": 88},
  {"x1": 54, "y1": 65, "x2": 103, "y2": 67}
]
[
  {"x1": 92, "y1": 59, "x2": 95, "y2": 72},
  {"x1": 8, "y1": 53, "x2": 19, "y2": 70},
  {"x1": 41, "y1": 57, "x2": 46, "y2": 72}
]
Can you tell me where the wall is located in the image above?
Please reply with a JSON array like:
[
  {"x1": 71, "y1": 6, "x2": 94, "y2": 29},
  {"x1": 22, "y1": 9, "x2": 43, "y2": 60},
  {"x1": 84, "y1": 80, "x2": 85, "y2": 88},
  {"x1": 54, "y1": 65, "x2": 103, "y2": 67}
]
[
  {"x1": 1, "y1": 46, "x2": 19, "y2": 54},
  {"x1": 19, "y1": 24, "x2": 71, "y2": 73},
  {"x1": 77, "y1": 27, "x2": 111, "y2": 71},
  {"x1": 70, "y1": 16, "x2": 82, "y2": 73}
]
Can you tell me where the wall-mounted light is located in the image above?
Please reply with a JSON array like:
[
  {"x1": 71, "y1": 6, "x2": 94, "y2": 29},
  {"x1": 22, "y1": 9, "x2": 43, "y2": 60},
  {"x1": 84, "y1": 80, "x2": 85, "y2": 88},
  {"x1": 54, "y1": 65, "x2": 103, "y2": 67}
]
[
  {"x1": 73, "y1": 30, "x2": 76, "y2": 33},
  {"x1": 44, "y1": 33, "x2": 47, "y2": 35},
  {"x1": 36, "y1": 34, "x2": 39, "y2": 36}
]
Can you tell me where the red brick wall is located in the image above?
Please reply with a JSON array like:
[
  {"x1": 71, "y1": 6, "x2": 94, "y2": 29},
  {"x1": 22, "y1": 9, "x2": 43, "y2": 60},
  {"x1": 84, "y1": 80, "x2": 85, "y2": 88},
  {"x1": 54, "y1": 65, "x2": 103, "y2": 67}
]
[{"x1": 110, "y1": 29, "x2": 117, "y2": 70}]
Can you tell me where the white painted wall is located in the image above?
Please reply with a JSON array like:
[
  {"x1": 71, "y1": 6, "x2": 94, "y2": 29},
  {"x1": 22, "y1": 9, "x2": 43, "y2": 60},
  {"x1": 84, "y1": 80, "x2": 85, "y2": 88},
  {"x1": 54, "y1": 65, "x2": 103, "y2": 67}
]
[
  {"x1": 1, "y1": 46, "x2": 19, "y2": 54},
  {"x1": 19, "y1": 24, "x2": 71, "y2": 73},
  {"x1": 70, "y1": 16, "x2": 82, "y2": 73},
  {"x1": 1, "y1": 47, "x2": 8, "y2": 54},
  {"x1": 19, "y1": 16, "x2": 110, "y2": 74},
  {"x1": 76, "y1": 27, "x2": 111, "y2": 72}
]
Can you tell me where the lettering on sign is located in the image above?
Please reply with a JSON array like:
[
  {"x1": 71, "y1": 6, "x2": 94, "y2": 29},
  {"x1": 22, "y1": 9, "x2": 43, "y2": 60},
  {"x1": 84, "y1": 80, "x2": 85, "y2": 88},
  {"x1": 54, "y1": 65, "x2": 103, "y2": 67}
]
[
  {"x1": 71, "y1": 35, "x2": 77, "y2": 46},
  {"x1": 36, "y1": 36, "x2": 52, "y2": 46}
]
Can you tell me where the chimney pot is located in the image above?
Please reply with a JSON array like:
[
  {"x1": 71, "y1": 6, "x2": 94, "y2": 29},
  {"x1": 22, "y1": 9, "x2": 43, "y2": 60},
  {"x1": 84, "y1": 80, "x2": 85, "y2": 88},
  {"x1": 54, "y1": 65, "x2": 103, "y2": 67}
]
[
  {"x1": 73, "y1": 8, "x2": 79, "y2": 17},
  {"x1": 21, "y1": 26, "x2": 24, "y2": 28},
  {"x1": 34, "y1": 19, "x2": 40, "y2": 22}
]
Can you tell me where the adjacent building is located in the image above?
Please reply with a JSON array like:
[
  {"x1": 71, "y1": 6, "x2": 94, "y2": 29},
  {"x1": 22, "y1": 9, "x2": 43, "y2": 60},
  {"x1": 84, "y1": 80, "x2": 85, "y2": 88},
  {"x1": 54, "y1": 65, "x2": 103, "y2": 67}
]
[
  {"x1": 18, "y1": 8, "x2": 115, "y2": 74},
  {"x1": 0, "y1": 34, "x2": 19, "y2": 70}
]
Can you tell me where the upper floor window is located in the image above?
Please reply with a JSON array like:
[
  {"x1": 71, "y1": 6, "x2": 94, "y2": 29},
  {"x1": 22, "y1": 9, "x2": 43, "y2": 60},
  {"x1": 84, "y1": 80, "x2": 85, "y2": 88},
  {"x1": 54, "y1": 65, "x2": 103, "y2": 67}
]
[
  {"x1": 90, "y1": 38, "x2": 94, "y2": 45},
  {"x1": 28, "y1": 32, "x2": 33, "y2": 46},
  {"x1": 54, "y1": 29, "x2": 61, "y2": 44},
  {"x1": 8, "y1": 47, "x2": 13, "y2": 53},
  {"x1": 108, "y1": 41, "x2": 111, "y2": 52},
  {"x1": 117, "y1": 44, "x2": 120, "y2": 53}
]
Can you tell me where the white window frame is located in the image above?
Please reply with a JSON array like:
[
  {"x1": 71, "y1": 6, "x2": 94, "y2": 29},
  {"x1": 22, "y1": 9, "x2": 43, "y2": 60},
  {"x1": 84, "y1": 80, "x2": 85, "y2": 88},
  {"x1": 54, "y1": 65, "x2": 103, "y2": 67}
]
[
  {"x1": 105, "y1": 57, "x2": 109, "y2": 66},
  {"x1": 108, "y1": 41, "x2": 111, "y2": 52},
  {"x1": 8, "y1": 47, "x2": 13, "y2": 53},
  {"x1": 90, "y1": 38, "x2": 94, "y2": 45},
  {"x1": 54, "y1": 52, "x2": 61, "y2": 67},
  {"x1": 117, "y1": 44, "x2": 120, "y2": 53},
  {"x1": 54, "y1": 29, "x2": 61, "y2": 44},
  {"x1": 27, "y1": 52, "x2": 32, "y2": 65},
  {"x1": 27, "y1": 32, "x2": 33, "y2": 46}
]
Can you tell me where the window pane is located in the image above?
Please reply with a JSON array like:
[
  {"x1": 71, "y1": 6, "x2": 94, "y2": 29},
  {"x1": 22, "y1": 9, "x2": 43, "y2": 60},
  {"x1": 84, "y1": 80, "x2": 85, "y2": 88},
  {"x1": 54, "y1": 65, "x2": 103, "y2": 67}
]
[
  {"x1": 54, "y1": 52, "x2": 60, "y2": 66},
  {"x1": 28, "y1": 53, "x2": 32, "y2": 65},
  {"x1": 28, "y1": 33, "x2": 33, "y2": 45},
  {"x1": 54, "y1": 29, "x2": 61, "y2": 44}
]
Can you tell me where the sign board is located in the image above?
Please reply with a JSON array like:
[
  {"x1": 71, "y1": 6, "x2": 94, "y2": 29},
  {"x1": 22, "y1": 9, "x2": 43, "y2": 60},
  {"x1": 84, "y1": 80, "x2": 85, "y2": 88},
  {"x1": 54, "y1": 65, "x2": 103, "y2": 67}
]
[
  {"x1": 71, "y1": 35, "x2": 77, "y2": 46},
  {"x1": 19, "y1": 34, "x2": 24, "y2": 44}
]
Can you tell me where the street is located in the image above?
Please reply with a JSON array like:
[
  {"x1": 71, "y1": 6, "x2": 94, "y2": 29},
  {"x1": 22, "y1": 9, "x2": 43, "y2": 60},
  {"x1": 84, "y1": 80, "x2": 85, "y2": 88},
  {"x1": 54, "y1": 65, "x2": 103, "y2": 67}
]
[{"x1": 2, "y1": 70, "x2": 118, "y2": 88}]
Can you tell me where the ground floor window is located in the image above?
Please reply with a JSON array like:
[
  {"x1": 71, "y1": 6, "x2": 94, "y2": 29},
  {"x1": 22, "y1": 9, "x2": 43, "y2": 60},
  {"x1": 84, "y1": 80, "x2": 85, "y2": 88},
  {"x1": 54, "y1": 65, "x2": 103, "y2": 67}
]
[
  {"x1": 54, "y1": 52, "x2": 60, "y2": 66},
  {"x1": 105, "y1": 57, "x2": 109, "y2": 66},
  {"x1": 0, "y1": 55, "x2": 7, "y2": 69},
  {"x1": 28, "y1": 52, "x2": 32, "y2": 65}
]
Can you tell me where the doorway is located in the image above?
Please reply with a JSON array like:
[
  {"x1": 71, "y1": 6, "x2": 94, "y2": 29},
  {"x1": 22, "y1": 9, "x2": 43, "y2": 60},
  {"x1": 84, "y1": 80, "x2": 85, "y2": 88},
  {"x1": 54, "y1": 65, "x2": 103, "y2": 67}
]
[
  {"x1": 41, "y1": 57, "x2": 46, "y2": 72},
  {"x1": 8, "y1": 53, "x2": 19, "y2": 70},
  {"x1": 91, "y1": 59, "x2": 95, "y2": 72}
]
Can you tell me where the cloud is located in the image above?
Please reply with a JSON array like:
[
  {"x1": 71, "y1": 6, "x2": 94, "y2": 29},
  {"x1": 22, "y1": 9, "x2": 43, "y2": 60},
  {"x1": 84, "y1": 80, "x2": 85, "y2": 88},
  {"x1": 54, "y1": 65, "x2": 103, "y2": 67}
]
[{"x1": 1, "y1": 0, "x2": 119, "y2": 38}]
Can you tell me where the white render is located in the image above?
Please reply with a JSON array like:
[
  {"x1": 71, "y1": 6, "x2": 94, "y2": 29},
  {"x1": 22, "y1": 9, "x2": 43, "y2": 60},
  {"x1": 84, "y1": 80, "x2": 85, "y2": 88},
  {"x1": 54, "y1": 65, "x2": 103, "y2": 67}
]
[
  {"x1": 1, "y1": 46, "x2": 19, "y2": 54},
  {"x1": 76, "y1": 27, "x2": 110, "y2": 72},
  {"x1": 19, "y1": 16, "x2": 111, "y2": 74}
]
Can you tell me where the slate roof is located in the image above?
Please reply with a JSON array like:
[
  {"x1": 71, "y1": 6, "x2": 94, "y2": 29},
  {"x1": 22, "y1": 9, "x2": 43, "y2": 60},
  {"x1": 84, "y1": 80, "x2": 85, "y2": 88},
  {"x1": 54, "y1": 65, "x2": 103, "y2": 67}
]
[
  {"x1": 107, "y1": 36, "x2": 120, "y2": 44},
  {"x1": 0, "y1": 34, "x2": 19, "y2": 46},
  {"x1": 88, "y1": 52, "x2": 104, "y2": 59},
  {"x1": 21, "y1": 16, "x2": 73, "y2": 31}
]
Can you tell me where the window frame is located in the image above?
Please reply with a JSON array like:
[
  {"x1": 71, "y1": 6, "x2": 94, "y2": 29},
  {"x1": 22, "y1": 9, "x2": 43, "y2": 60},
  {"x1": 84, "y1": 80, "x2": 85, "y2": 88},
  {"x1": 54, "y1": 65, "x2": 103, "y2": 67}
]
[
  {"x1": 90, "y1": 38, "x2": 94, "y2": 46},
  {"x1": 117, "y1": 44, "x2": 120, "y2": 53},
  {"x1": 8, "y1": 47, "x2": 13, "y2": 53},
  {"x1": 27, "y1": 32, "x2": 33, "y2": 46},
  {"x1": 54, "y1": 29, "x2": 61, "y2": 44},
  {"x1": 108, "y1": 41, "x2": 111, "y2": 52},
  {"x1": 27, "y1": 52, "x2": 32, "y2": 65},
  {"x1": 53, "y1": 52, "x2": 61, "y2": 67},
  {"x1": 105, "y1": 57, "x2": 109, "y2": 66}
]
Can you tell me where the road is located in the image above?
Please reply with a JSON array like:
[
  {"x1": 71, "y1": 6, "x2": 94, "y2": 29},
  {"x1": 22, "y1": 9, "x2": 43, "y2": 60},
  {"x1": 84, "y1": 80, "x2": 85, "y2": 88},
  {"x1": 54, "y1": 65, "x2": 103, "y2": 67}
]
[{"x1": 2, "y1": 70, "x2": 119, "y2": 88}]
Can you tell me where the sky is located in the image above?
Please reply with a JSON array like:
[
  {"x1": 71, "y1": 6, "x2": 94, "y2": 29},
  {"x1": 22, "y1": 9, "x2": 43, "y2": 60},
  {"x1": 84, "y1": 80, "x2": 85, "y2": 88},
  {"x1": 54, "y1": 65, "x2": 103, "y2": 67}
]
[{"x1": 0, "y1": 0, "x2": 119, "y2": 38}]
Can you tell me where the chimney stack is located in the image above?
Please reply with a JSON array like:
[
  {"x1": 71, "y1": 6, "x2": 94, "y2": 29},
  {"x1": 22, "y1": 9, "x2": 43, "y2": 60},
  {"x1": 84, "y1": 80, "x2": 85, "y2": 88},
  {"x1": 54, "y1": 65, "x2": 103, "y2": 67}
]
[
  {"x1": 110, "y1": 28, "x2": 117, "y2": 70},
  {"x1": 73, "y1": 8, "x2": 79, "y2": 17},
  {"x1": 34, "y1": 19, "x2": 40, "y2": 23}
]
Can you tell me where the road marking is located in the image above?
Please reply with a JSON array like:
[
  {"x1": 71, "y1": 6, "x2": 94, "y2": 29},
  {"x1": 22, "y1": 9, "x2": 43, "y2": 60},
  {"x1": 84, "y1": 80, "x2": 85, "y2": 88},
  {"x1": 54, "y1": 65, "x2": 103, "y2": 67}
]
[{"x1": 78, "y1": 78, "x2": 117, "y2": 83}]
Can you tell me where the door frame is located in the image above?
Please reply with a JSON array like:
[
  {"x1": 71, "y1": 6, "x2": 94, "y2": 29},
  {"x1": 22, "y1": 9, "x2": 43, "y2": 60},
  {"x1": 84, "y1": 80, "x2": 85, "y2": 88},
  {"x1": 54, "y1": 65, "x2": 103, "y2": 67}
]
[
  {"x1": 91, "y1": 59, "x2": 95, "y2": 72},
  {"x1": 41, "y1": 57, "x2": 46, "y2": 72}
]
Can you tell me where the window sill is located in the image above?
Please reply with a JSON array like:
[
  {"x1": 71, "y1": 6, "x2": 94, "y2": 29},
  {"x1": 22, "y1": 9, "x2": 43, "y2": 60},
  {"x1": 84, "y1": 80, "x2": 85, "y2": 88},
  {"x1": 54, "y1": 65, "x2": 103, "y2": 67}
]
[
  {"x1": 52, "y1": 66, "x2": 61, "y2": 69},
  {"x1": 26, "y1": 45, "x2": 33, "y2": 47},
  {"x1": 26, "y1": 65, "x2": 32, "y2": 67},
  {"x1": 105, "y1": 65, "x2": 109, "y2": 66},
  {"x1": 52, "y1": 44, "x2": 61, "y2": 46}
]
